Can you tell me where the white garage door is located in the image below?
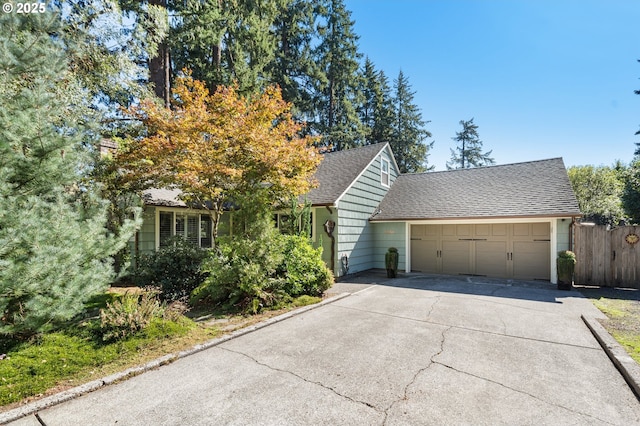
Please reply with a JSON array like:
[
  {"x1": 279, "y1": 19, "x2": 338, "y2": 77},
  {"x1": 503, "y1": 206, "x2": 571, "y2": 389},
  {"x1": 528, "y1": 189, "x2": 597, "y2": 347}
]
[{"x1": 411, "y1": 223, "x2": 550, "y2": 280}]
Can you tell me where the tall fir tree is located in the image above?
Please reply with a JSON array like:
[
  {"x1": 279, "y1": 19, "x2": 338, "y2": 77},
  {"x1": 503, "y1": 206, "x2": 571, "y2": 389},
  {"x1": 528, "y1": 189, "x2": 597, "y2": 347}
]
[
  {"x1": 391, "y1": 70, "x2": 433, "y2": 173},
  {"x1": 370, "y1": 69, "x2": 395, "y2": 145},
  {"x1": 358, "y1": 58, "x2": 377, "y2": 143},
  {"x1": 269, "y1": 0, "x2": 322, "y2": 124},
  {"x1": 54, "y1": 0, "x2": 162, "y2": 270},
  {"x1": 171, "y1": 0, "x2": 282, "y2": 94},
  {"x1": 116, "y1": 0, "x2": 173, "y2": 106},
  {"x1": 56, "y1": 0, "x2": 166, "y2": 116},
  {"x1": 447, "y1": 118, "x2": 495, "y2": 169},
  {"x1": 312, "y1": 0, "x2": 366, "y2": 150},
  {"x1": 635, "y1": 58, "x2": 640, "y2": 157},
  {"x1": 359, "y1": 58, "x2": 394, "y2": 145},
  {"x1": 0, "y1": 12, "x2": 138, "y2": 338}
]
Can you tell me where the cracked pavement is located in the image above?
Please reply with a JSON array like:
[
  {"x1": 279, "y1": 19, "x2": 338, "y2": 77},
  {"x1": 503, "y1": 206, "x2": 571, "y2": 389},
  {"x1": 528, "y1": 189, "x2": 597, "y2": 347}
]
[{"x1": 8, "y1": 274, "x2": 640, "y2": 425}]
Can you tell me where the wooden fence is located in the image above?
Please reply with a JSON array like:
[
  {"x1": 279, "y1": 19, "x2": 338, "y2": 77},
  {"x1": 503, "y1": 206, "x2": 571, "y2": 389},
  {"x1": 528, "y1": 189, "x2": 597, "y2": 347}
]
[{"x1": 574, "y1": 224, "x2": 640, "y2": 288}]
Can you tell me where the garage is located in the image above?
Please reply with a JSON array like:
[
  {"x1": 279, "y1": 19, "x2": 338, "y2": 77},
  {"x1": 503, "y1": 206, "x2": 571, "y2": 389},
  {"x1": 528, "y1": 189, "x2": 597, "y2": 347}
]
[
  {"x1": 370, "y1": 158, "x2": 582, "y2": 284},
  {"x1": 410, "y1": 223, "x2": 550, "y2": 280}
]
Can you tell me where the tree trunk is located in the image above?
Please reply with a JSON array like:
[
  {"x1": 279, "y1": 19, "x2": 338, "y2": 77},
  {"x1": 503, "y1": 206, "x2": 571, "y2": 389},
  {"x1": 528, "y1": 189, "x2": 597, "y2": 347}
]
[{"x1": 148, "y1": 0, "x2": 171, "y2": 107}]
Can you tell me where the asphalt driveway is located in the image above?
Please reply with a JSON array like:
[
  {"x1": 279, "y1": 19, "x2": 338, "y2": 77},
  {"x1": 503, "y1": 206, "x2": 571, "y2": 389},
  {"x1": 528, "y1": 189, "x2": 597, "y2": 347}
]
[{"x1": 6, "y1": 274, "x2": 640, "y2": 425}]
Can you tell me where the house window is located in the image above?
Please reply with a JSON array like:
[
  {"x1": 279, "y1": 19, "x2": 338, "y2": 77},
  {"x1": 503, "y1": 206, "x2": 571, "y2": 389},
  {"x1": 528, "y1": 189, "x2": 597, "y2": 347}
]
[
  {"x1": 158, "y1": 210, "x2": 213, "y2": 248},
  {"x1": 381, "y1": 157, "x2": 390, "y2": 187},
  {"x1": 159, "y1": 211, "x2": 173, "y2": 247}
]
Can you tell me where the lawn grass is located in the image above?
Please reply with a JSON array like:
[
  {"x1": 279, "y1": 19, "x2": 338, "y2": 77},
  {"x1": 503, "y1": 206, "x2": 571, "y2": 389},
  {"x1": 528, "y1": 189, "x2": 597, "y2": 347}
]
[
  {"x1": 583, "y1": 287, "x2": 640, "y2": 365},
  {"x1": 0, "y1": 293, "x2": 321, "y2": 410},
  {"x1": 0, "y1": 316, "x2": 212, "y2": 407}
]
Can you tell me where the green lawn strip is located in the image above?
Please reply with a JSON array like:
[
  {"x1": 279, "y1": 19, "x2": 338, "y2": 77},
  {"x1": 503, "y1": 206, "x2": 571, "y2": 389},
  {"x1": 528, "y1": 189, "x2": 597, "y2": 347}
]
[
  {"x1": 590, "y1": 296, "x2": 640, "y2": 365},
  {"x1": 0, "y1": 317, "x2": 204, "y2": 407},
  {"x1": 0, "y1": 294, "x2": 321, "y2": 408},
  {"x1": 592, "y1": 298, "x2": 633, "y2": 319},
  {"x1": 608, "y1": 330, "x2": 640, "y2": 364}
]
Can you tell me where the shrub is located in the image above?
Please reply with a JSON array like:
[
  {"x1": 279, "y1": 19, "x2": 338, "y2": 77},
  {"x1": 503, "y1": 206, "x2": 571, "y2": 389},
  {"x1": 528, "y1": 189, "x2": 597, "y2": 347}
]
[
  {"x1": 279, "y1": 235, "x2": 333, "y2": 297},
  {"x1": 558, "y1": 250, "x2": 576, "y2": 260},
  {"x1": 98, "y1": 292, "x2": 164, "y2": 342},
  {"x1": 192, "y1": 235, "x2": 286, "y2": 313},
  {"x1": 133, "y1": 237, "x2": 209, "y2": 302},
  {"x1": 192, "y1": 234, "x2": 333, "y2": 312}
]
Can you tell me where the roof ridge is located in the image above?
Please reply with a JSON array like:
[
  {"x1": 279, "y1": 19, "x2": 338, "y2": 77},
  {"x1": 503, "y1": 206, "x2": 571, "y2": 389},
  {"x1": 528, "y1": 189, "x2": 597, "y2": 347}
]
[
  {"x1": 402, "y1": 157, "x2": 564, "y2": 176},
  {"x1": 322, "y1": 142, "x2": 388, "y2": 157}
]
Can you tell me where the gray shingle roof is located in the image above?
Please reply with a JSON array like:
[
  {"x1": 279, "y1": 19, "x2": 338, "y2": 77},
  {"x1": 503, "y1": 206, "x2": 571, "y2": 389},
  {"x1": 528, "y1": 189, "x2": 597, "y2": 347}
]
[
  {"x1": 143, "y1": 144, "x2": 388, "y2": 208},
  {"x1": 142, "y1": 188, "x2": 187, "y2": 207},
  {"x1": 371, "y1": 158, "x2": 581, "y2": 221},
  {"x1": 305, "y1": 143, "x2": 389, "y2": 205}
]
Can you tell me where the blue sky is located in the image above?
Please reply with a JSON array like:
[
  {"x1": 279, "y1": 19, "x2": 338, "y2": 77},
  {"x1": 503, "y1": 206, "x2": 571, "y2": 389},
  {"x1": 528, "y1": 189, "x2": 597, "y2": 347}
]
[{"x1": 345, "y1": 0, "x2": 639, "y2": 171}]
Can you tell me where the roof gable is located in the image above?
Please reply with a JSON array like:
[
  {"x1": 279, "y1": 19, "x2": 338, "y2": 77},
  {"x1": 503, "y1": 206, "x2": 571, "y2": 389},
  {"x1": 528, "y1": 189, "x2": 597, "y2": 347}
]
[
  {"x1": 371, "y1": 158, "x2": 581, "y2": 221},
  {"x1": 306, "y1": 142, "x2": 393, "y2": 206}
]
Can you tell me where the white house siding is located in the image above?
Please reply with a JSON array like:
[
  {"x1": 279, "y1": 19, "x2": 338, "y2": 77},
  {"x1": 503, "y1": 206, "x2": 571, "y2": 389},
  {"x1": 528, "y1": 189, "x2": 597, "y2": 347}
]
[{"x1": 335, "y1": 147, "x2": 399, "y2": 276}]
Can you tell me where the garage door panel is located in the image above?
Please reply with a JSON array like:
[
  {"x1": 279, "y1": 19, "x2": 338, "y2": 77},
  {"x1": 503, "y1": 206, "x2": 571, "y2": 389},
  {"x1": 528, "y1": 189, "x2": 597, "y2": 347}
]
[
  {"x1": 424, "y1": 225, "x2": 439, "y2": 237},
  {"x1": 475, "y1": 224, "x2": 490, "y2": 237},
  {"x1": 475, "y1": 241, "x2": 508, "y2": 277},
  {"x1": 441, "y1": 224, "x2": 456, "y2": 237},
  {"x1": 411, "y1": 225, "x2": 425, "y2": 238},
  {"x1": 410, "y1": 223, "x2": 551, "y2": 281},
  {"x1": 491, "y1": 224, "x2": 508, "y2": 237},
  {"x1": 532, "y1": 223, "x2": 550, "y2": 238},
  {"x1": 442, "y1": 240, "x2": 471, "y2": 275},
  {"x1": 513, "y1": 223, "x2": 530, "y2": 237},
  {"x1": 411, "y1": 239, "x2": 438, "y2": 273},
  {"x1": 513, "y1": 241, "x2": 550, "y2": 280}
]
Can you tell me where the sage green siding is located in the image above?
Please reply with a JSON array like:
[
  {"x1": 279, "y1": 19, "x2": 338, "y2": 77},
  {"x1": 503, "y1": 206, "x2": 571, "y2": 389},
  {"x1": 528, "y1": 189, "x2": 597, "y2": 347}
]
[
  {"x1": 133, "y1": 207, "x2": 231, "y2": 256},
  {"x1": 137, "y1": 206, "x2": 157, "y2": 255},
  {"x1": 335, "y1": 147, "x2": 399, "y2": 276},
  {"x1": 372, "y1": 222, "x2": 406, "y2": 271},
  {"x1": 313, "y1": 206, "x2": 339, "y2": 274},
  {"x1": 556, "y1": 218, "x2": 571, "y2": 254}
]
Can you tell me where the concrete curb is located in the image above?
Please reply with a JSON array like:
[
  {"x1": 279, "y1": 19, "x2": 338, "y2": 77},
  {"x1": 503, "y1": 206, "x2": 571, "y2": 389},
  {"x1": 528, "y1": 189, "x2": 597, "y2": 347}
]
[
  {"x1": 0, "y1": 292, "x2": 351, "y2": 425},
  {"x1": 582, "y1": 315, "x2": 640, "y2": 399}
]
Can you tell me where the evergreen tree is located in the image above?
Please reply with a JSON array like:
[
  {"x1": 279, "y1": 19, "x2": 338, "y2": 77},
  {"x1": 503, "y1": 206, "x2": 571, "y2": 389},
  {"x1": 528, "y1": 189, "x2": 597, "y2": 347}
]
[
  {"x1": 371, "y1": 69, "x2": 395, "y2": 145},
  {"x1": 312, "y1": 0, "x2": 366, "y2": 150},
  {"x1": 53, "y1": 0, "x2": 161, "y2": 270},
  {"x1": 116, "y1": 0, "x2": 171, "y2": 106},
  {"x1": 171, "y1": 0, "x2": 282, "y2": 94},
  {"x1": 635, "y1": 58, "x2": 640, "y2": 157},
  {"x1": 269, "y1": 0, "x2": 322, "y2": 124},
  {"x1": 358, "y1": 58, "x2": 377, "y2": 143},
  {"x1": 447, "y1": 118, "x2": 495, "y2": 169},
  {"x1": 56, "y1": 0, "x2": 164, "y2": 121},
  {"x1": 391, "y1": 70, "x2": 433, "y2": 173},
  {"x1": 359, "y1": 58, "x2": 394, "y2": 145},
  {"x1": 0, "y1": 12, "x2": 138, "y2": 338}
]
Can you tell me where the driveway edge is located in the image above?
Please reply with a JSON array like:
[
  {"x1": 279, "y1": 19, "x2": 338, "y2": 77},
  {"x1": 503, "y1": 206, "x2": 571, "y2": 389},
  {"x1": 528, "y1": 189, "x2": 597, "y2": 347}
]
[
  {"x1": 0, "y1": 292, "x2": 352, "y2": 425},
  {"x1": 582, "y1": 315, "x2": 640, "y2": 399}
]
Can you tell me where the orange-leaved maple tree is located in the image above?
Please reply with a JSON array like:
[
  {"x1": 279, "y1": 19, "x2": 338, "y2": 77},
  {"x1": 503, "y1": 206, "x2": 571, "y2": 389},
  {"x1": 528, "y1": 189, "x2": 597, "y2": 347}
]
[{"x1": 116, "y1": 74, "x2": 321, "y2": 244}]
